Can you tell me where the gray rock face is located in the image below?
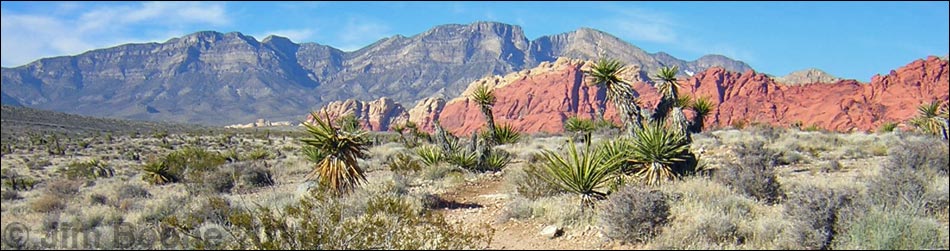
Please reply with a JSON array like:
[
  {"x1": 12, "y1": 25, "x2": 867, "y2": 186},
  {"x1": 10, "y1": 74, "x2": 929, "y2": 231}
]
[
  {"x1": 1, "y1": 22, "x2": 752, "y2": 125},
  {"x1": 773, "y1": 68, "x2": 843, "y2": 85}
]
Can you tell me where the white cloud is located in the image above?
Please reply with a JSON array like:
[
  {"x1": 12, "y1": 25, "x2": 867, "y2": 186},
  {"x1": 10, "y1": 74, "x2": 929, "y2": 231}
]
[
  {"x1": 1, "y1": 2, "x2": 229, "y2": 67},
  {"x1": 604, "y1": 7, "x2": 678, "y2": 44},
  {"x1": 598, "y1": 5, "x2": 754, "y2": 63},
  {"x1": 336, "y1": 17, "x2": 391, "y2": 51}
]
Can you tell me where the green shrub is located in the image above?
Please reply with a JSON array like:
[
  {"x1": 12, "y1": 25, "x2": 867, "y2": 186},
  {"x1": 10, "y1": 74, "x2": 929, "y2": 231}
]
[
  {"x1": 167, "y1": 147, "x2": 227, "y2": 180},
  {"x1": 599, "y1": 185, "x2": 670, "y2": 244},
  {"x1": 835, "y1": 208, "x2": 948, "y2": 250},
  {"x1": 141, "y1": 147, "x2": 227, "y2": 185},
  {"x1": 243, "y1": 148, "x2": 272, "y2": 161},
  {"x1": 3, "y1": 175, "x2": 38, "y2": 191},
  {"x1": 61, "y1": 159, "x2": 114, "y2": 179},
  {"x1": 387, "y1": 152, "x2": 423, "y2": 174}
]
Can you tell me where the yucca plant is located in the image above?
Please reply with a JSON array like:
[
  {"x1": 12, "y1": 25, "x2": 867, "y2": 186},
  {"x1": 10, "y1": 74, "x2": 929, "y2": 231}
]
[
  {"x1": 564, "y1": 116, "x2": 597, "y2": 140},
  {"x1": 300, "y1": 111, "x2": 369, "y2": 196},
  {"x1": 301, "y1": 145, "x2": 327, "y2": 164},
  {"x1": 909, "y1": 100, "x2": 949, "y2": 139},
  {"x1": 539, "y1": 139, "x2": 622, "y2": 209},
  {"x1": 485, "y1": 123, "x2": 522, "y2": 145},
  {"x1": 142, "y1": 160, "x2": 177, "y2": 185},
  {"x1": 586, "y1": 57, "x2": 643, "y2": 137},
  {"x1": 689, "y1": 96, "x2": 714, "y2": 133},
  {"x1": 675, "y1": 95, "x2": 693, "y2": 109},
  {"x1": 244, "y1": 148, "x2": 272, "y2": 161},
  {"x1": 483, "y1": 149, "x2": 513, "y2": 172},
  {"x1": 877, "y1": 122, "x2": 899, "y2": 133},
  {"x1": 628, "y1": 122, "x2": 692, "y2": 186},
  {"x1": 652, "y1": 66, "x2": 681, "y2": 122},
  {"x1": 415, "y1": 145, "x2": 444, "y2": 166},
  {"x1": 446, "y1": 149, "x2": 478, "y2": 170},
  {"x1": 471, "y1": 84, "x2": 499, "y2": 145},
  {"x1": 599, "y1": 138, "x2": 635, "y2": 174}
]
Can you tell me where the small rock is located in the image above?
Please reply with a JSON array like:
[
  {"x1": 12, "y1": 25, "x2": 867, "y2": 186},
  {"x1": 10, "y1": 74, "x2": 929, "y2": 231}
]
[{"x1": 539, "y1": 225, "x2": 563, "y2": 239}]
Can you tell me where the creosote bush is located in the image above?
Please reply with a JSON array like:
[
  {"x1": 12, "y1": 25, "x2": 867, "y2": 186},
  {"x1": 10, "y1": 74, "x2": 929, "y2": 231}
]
[
  {"x1": 715, "y1": 140, "x2": 784, "y2": 204},
  {"x1": 785, "y1": 185, "x2": 857, "y2": 250},
  {"x1": 599, "y1": 185, "x2": 670, "y2": 244}
]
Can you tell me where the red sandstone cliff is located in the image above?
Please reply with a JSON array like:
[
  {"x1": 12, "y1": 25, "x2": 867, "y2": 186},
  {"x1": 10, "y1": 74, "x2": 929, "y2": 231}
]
[{"x1": 310, "y1": 56, "x2": 948, "y2": 135}]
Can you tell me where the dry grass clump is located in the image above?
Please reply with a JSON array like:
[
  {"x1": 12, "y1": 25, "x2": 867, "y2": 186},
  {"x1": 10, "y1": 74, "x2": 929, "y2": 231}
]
[
  {"x1": 650, "y1": 177, "x2": 802, "y2": 249},
  {"x1": 499, "y1": 193, "x2": 593, "y2": 227},
  {"x1": 504, "y1": 163, "x2": 565, "y2": 200},
  {"x1": 31, "y1": 194, "x2": 66, "y2": 213}
]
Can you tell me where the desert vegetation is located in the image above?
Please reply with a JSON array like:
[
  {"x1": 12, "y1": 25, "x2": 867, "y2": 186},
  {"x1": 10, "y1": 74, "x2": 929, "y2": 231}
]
[{"x1": 2, "y1": 75, "x2": 948, "y2": 250}]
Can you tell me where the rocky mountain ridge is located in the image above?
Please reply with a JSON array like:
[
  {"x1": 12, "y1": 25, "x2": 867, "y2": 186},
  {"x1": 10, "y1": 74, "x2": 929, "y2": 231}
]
[{"x1": 1, "y1": 22, "x2": 751, "y2": 125}]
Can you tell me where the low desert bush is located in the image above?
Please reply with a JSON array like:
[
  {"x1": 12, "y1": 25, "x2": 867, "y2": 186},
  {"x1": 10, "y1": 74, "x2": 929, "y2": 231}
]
[
  {"x1": 785, "y1": 184, "x2": 857, "y2": 250},
  {"x1": 115, "y1": 183, "x2": 151, "y2": 200},
  {"x1": 599, "y1": 185, "x2": 670, "y2": 244},
  {"x1": 163, "y1": 188, "x2": 493, "y2": 249},
  {"x1": 715, "y1": 140, "x2": 784, "y2": 204},
  {"x1": 32, "y1": 194, "x2": 66, "y2": 213},
  {"x1": 506, "y1": 164, "x2": 565, "y2": 200},
  {"x1": 834, "y1": 208, "x2": 948, "y2": 250},
  {"x1": 886, "y1": 136, "x2": 949, "y2": 176},
  {"x1": 1, "y1": 189, "x2": 22, "y2": 201},
  {"x1": 45, "y1": 179, "x2": 83, "y2": 198},
  {"x1": 387, "y1": 152, "x2": 423, "y2": 174},
  {"x1": 61, "y1": 159, "x2": 114, "y2": 179}
]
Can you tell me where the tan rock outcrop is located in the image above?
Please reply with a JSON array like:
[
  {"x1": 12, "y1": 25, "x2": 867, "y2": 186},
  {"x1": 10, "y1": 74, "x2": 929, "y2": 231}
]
[{"x1": 307, "y1": 97, "x2": 409, "y2": 131}]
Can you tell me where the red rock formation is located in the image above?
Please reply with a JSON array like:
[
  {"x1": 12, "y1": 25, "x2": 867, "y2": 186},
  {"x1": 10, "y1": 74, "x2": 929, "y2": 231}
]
[
  {"x1": 432, "y1": 56, "x2": 948, "y2": 135},
  {"x1": 680, "y1": 56, "x2": 948, "y2": 132},
  {"x1": 308, "y1": 56, "x2": 948, "y2": 135}
]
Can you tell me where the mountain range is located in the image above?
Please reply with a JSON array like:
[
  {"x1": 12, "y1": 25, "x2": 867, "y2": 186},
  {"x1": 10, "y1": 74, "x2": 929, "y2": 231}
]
[{"x1": 1, "y1": 22, "x2": 753, "y2": 125}]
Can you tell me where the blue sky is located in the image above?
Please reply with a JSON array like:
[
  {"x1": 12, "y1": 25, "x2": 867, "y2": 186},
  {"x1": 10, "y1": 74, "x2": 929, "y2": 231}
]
[{"x1": 1, "y1": 1, "x2": 947, "y2": 81}]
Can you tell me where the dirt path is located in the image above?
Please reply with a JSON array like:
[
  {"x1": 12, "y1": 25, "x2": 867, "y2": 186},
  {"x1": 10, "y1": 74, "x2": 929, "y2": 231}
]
[{"x1": 433, "y1": 173, "x2": 631, "y2": 250}]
